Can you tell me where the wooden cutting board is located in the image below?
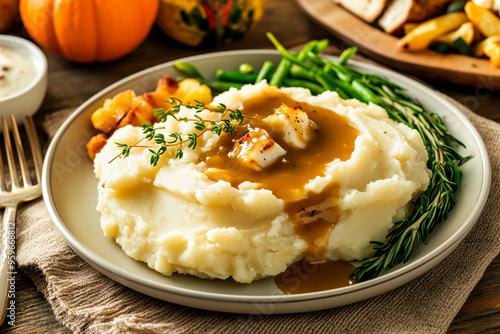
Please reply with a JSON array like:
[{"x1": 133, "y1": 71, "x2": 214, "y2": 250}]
[{"x1": 297, "y1": 0, "x2": 500, "y2": 88}]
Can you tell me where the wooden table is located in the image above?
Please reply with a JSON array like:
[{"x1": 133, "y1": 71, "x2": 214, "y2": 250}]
[{"x1": 2, "y1": 0, "x2": 499, "y2": 332}]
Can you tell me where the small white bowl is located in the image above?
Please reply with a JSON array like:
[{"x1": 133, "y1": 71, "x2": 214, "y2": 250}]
[{"x1": 0, "y1": 35, "x2": 47, "y2": 120}]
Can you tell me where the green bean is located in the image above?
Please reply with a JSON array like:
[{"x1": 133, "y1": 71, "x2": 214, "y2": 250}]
[
  {"x1": 396, "y1": 98, "x2": 424, "y2": 112},
  {"x1": 289, "y1": 64, "x2": 316, "y2": 81},
  {"x1": 324, "y1": 62, "x2": 352, "y2": 82},
  {"x1": 264, "y1": 38, "x2": 355, "y2": 100},
  {"x1": 362, "y1": 73, "x2": 404, "y2": 91},
  {"x1": 305, "y1": 52, "x2": 352, "y2": 82},
  {"x1": 352, "y1": 79, "x2": 380, "y2": 104},
  {"x1": 267, "y1": 32, "x2": 317, "y2": 73},
  {"x1": 315, "y1": 75, "x2": 335, "y2": 91},
  {"x1": 295, "y1": 65, "x2": 359, "y2": 100},
  {"x1": 239, "y1": 63, "x2": 254, "y2": 74},
  {"x1": 325, "y1": 75, "x2": 363, "y2": 101},
  {"x1": 360, "y1": 81, "x2": 393, "y2": 100},
  {"x1": 315, "y1": 74, "x2": 350, "y2": 100},
  {"x1": 339, "y1": 47, "x2": 358, "y2": 65},
  {"x1": 174, "y1": 62, "x2": 204, "y2": 79},
  {"x1": 282, "y1": 77, "x2": 325, "y2": 95},
  {"x1": 296, "y1": 40, "x2": 318, "y2": 61},
  {"x1": 268, "y1": 33, "x2": 361, "y2": 103},
  {"x1": 216, "y1": 70, "x2": 257, "y2": 83},
  {"x1": 304, "y1": 50, "x2": 359, "y2": 80},
  {"x1": 215, "y1": 64, "x2": 323, "y2": 95},
  {"x1": 202, "y1": 80, "x2": 244, "y2": 92},
  {"x1": 269, "y1": 58, "x2": 291, "y2": 86},
  {"x1": 304, "y1": 51, "x2": 327, "y2": 67},
  {"x1": 314, "y1": 39, "x2": 329, "y2": 53},
  {"x1": 255, "y1": 61, "x2": 274, "y2": 84}
]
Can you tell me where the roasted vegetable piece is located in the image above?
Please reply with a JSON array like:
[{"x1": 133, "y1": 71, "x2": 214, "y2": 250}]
[
  {"x1": 87, "y1": 77, "x2": 213, "y2": 160},
  {"x1": 465, "y1": 1, "x2": 500, "y2": 37},
  {"x1": 471, "y1": 0, "x2": 500, "y2": 12},
  {"x1": 474, "y1": 36, "x2": 500, "y2": 57},
  {"x1": 397, "y1": 12, "x2": 468, "y2": 51},
  {"x1": 86, "y1": 133, "x2": 108, "y2": 160},
  {"x1": 403, "y1": 23, "x2": 419, "y2": 35},
  {"x1": 483, "y1": 37, "x2": 500, "y2": 66},
  {"x1": 436, "y1": 21, "x2": 475, "y2": 45},
  {"x1": 173, "y1": 78, "x2": 212, "y2": 105},
  {"x1": 141, "y1": 76, "x2": 180, "y2": 111},
  {"x1": 91, "y1": 91, "x2": 136, "y2": 134},
  {"x1": 117, "y1": 100, "x2": 156, "y2": 129},
  {"x1": 141, "y1": 77, "x2": 211, "y2": 115}
]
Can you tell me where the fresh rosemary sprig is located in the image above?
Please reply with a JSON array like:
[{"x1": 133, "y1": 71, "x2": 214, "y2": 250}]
[
  {"x1": 113, "y1": 98, "x2": 247, "y2": 166},
  {"x1": 174, "y1": 35, "x2": 471, "y2": 282},
  {"x1": 337, "y1": 53, "x2": 472, "y2": 282}
]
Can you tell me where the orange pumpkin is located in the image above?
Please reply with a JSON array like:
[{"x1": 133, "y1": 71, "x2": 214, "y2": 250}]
[{"x1": 19, "y1": 0, "x2": 159, "y2": 63}]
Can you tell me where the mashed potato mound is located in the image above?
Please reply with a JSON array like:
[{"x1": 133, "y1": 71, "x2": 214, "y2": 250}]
[{"x1": 94, "y1": 82, "x2": 430, "y2": 283}]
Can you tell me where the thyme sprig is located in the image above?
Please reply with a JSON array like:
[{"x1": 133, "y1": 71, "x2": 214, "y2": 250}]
[{"x1": 113, "y1": 98, "x2": 247, "y2": 166}]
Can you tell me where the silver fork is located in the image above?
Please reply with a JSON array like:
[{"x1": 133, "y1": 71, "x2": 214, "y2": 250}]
[{"x1": 0, "y1": 116, "x2": 43, "y2": 324}]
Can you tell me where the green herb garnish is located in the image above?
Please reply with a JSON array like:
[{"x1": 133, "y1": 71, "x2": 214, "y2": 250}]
[{"x1": 113, "y1": 99, "x2": 247, "y2": 166}]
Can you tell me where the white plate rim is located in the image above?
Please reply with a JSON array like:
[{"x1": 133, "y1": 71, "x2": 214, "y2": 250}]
[{"x1": 42, "y1": 49, "x2": 492, "y2": 311}]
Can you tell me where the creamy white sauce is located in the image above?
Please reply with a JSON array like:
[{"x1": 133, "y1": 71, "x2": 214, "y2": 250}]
[{"x1": 0, "y1": 46, "x2": 37, "y2": 98}]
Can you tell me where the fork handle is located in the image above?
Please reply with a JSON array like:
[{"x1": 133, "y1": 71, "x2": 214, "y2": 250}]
[{"x1": 0, "y1": 205, "x2": 17, "y2": 325}]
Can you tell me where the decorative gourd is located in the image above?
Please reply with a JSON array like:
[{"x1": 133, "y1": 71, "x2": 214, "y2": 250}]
[
  {"x1": 156, "y1": 0, "x2": 265, "y2": 47},
  {"x1": 19, "y1": 0, "x2": 159, "y2": 63}
]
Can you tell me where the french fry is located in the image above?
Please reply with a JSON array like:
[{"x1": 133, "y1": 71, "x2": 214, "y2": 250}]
[
  {"x1": 403, "y1": 23, "x2": 419, "y2": 35},
  {"x1": 397, "y1": 12, "x2": 468, "y2": 51},
  {"x1": 473, "y1": 36, "x2": 500, "y2": 57},
  {"x1": 473, "y1": 24, "x2": 484, "y2": 43},
  {"x1": 481, "y1": 36, "x2": 500, "y2": 66},
  {"x1": 465, "y1": 1, "x2": 500, "y2": 37},
  {"x1": 485, "y1": 41, "x2": 500, "y2": 67},
  {"x1": 436, "y1": 22, "x2": 475, "y2": 45}
]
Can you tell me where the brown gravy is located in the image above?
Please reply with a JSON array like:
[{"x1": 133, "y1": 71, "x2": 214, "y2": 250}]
[
  {"x1": 275, "y1": 258, "x2": 356, "y2": 294},
  {"x1": 202, "y1": 91, "x2": 358, "y2": 203},
  {"x1": 201, "y1": 90, "x2": 359, "y2": 292}
]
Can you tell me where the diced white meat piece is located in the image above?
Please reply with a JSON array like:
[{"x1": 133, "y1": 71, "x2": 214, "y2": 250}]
[
  {"x1": 493, "y1": 0, "x2": 500, "y2": 11},
  {"x1": 264, "y1": 103, "x2": 316, "y2": 149},
  {"x1": 230, "y1": 128, "x2": 286, "y2": 171},
  {"x1": 378, "y1": 0, "x2": 452, "y2": 35},
  {"x1": 473, "y1": 0, "x2": 493, "y2": 8},
  {"x1": 333, "y1": 0, "x2": 388, "y2": 23},
  {"x1": 473, "y1": 0, "x2": 500, "y2": 12}
]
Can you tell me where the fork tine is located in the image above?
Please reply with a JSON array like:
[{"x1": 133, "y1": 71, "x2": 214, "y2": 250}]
[
  {"x1": 10, "y1": 115, "x2": 32, "y2": 187},
  {"x1": 2, "y1": 116, "x2": 19, "y2": 191},
  {"x1": 0, "y1": 127, "x2": 5, "y2": 193},
  {"x1": 23, "y1": 116, "x2": 43, "y2": 184}
]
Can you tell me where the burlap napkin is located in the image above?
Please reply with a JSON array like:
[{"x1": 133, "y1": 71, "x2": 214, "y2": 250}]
[{"x1": 13, "y1": 72, "x2": 500, "y2": 333}]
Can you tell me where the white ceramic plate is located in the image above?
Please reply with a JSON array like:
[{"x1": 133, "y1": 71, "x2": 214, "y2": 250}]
[{"x1": 42, "y1": 50, "x2": 491, "y2": 314}]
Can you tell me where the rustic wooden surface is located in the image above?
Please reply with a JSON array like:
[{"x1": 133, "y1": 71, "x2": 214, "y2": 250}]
[{"x1": 1, "y1": 0, "x2": 499, "y2": 333}]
